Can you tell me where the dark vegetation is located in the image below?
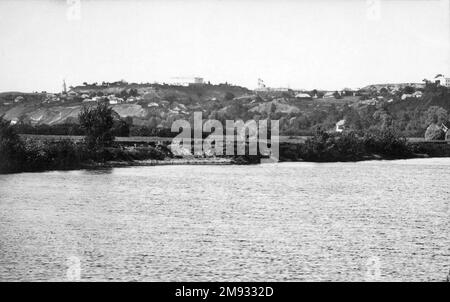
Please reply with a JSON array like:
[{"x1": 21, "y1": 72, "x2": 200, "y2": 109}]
[
  {"x1": 0, "y1": 104, "x2": 167, "y2": 174},
  {"x1": 277, "y1": 127, "x2": 450, "y2": 163},
  {"x1": 296, "y1": 129, "x2": 413, "y2": 162},
  {"x1": 5, "y1": 85, "x2": 449, "y2": 139},
  {"x1": 79, "y1": 102, "x2": 115, "y2": 149},
  {"x1": 2, "y1": 80, "x2": 449, "y2": 139},
  {"x1": 2, "y1": 80, "x2": 450, "y2": 173},
  {"x1": 2, "y1": 112, "x2": 450, "y2": 173}
]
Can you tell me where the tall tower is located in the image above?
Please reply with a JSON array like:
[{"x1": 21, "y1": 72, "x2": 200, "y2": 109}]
[{"x1": 62, "y1": 79, "x2": 67, "y2": 94}]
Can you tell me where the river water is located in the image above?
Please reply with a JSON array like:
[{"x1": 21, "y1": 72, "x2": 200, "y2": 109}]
[{"x1": 0, "y1": 159, "x2": 449, "y2": 281}]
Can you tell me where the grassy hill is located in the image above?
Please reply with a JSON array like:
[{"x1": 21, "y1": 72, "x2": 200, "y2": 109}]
[{"x1": 1, "y1": 81, "x2": 449, "y2": 137}]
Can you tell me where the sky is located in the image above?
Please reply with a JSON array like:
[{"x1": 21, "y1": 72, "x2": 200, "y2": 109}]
[{"x1": 0, "y1": 0, "x2": 449, "y2": 92}]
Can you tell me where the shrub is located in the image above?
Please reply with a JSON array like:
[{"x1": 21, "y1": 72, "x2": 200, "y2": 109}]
[
  {"x1": 79, "y1": 103, "x2": 115, "y2": 149},
  {"x1": 362, "y1": 129, "x2": 411, "y2": 157},
  {"x1": 424, "y1": 124, "x2": 445, "y2": 141},
  {"x1": 0, "y1": 117, "x2": 27, "y2": 173},
  {"x1": 22, "y1": 139, "x2": 86, "y2": 171},
  {"x1": 298, "y1": 129, "x2": 411, "y2": 162},
  {"x1": 299, "y1": 130, "x2": 365, "y2": 161},
  {"x1": 224, "y1": 92, "x2": 235, "y2": 101}
]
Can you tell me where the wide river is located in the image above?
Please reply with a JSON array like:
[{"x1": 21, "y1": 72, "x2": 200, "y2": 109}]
[{"x1": 0, "y1": 159, "x2": 449, "y2": 281}]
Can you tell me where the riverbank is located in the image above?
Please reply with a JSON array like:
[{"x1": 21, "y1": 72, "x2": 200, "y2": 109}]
[
  {"x1": 278, "y1": 142, "x2": 450, "y2": 162},
  {"x1": 82, "y1": 157, "x2": 238, "y2": 169},
  {"x1": 2, "y1": 147, "x2": 450, "y2": 174},
  {"x1": 3, "y1": 127, "x2": 450, "y2": 174},
  {"x1": 279, "y1": 130, "x2": 450, "y2": 162}
]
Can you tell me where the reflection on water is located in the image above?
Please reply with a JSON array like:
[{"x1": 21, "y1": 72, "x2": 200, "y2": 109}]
[{"x1": 0, "y1": 158, "x2": 449, "y2": 281}]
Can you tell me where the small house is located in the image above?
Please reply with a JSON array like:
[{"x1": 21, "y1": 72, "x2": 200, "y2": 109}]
[
  {"x1": 413, "y1": 91, "x2": 423, "y2": 98},
  {"x1": 92, "y1": 96, "x2": 103, "y2": 102},
  {"x1": 336, "y1": 119, "x2": 346, "y2": 132},
  {"x1": 14, "y1": 96, "x2": 24, "y2": 103},
  {"x1": 295, "y1": 93, "x2": 312, "y2": 99},
  {"x1": 435, "y1": 75, "x2": 450, "y2": 87},
  {"x1": 323, "y1": 91, "x2": 335, "y2": 98},
  {"x1": 401, "y1": 93, "x2": 413, "y2": 100}
]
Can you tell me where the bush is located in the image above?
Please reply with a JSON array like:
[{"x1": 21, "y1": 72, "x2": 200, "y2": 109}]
[
  {"x1": 1, "y1": 115, "x2": 168, "y2": 174},
  {"x1": 424, "y1": 124, "x2": 445, "y2": 141},
  {"x1": 79, "y1": 103, "x2": 115, "y2": 149},
  {"x1": 298, "y1": 129, "x2": 412, "y2": 162},
  {"x1": 299, "y1": 130, "x2": 365, "y2": 161},
  {"x1": 0, "y1": 117, "x2": 27, "y2": 173},
  {"x1": 224, "y1": 92, "x2": 235, "y2": 101},
  {"x1": 362, "y1": 129, "x2": 411, "y2": 157},
  {"x1": 23, "y1": 139, "x2": 85, "y2": 171}
]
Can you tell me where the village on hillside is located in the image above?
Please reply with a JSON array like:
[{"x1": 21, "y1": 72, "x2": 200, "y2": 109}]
[{"x1": 1, "y1": 74, "x2": 450, "y2": 140}]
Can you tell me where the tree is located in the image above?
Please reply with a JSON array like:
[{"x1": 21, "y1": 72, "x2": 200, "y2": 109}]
[
  {"x1": 0, "y1": 116, "x2": 26, "y2": 173},
  {"x1": 129, "y1": 88, "x2": 138, "y2": 97},
  {"x1": 333, "y1": 91, "x2": 342, "y2": 99},
  {"x1": 119, "y1": 89, "x2": 129, "y2": 99},
  {"x1": 380, "y1": 87, "x2": 389, "y2": 95},
  {"x1": 224, "y1": 92, "x2": 235, "y2": 101},
  {"x1": 269, "y1": 102, "x2": 276, "y2": 114},
  {"x1": 425, "y1": 106, "x2": 448, "y2": 125},
  {"x1": 79, "y1": 103, "x2": 115, "y2": 149},
  {"x1": 425, "y1": 124, "x2": 445, "y2": 140},
  {"x1": 404, "y1": 86, "x2": 415, "y2": 94},
  {"x1": 112, "y1": 119, "x2": 130, "y2": 137},
  {"x1": 344, "y1": 107, "x2": 363, "y2": 130}
]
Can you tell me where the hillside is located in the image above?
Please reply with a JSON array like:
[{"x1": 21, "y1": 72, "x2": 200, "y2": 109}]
[
  {"x1": 1, "y1": 81, "x2": 449, "y2": 137},
  {"x1": 0, "y1": 82, "x2": 354, "y2": 125},
  {"x1": 362, "y1": 83, "x2": 425, "y2": 91}
]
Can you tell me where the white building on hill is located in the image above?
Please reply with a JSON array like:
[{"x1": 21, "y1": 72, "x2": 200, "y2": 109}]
[
  {"x1": 323, "y1": 91, "x2": 335, "y2": 98},
  {"x1": 435, "y1": 75, "x2": 450, "y2": 87},
  {"x1": 295, "y1": 93, "x2": 311, "y2": 99},
  {"x1": 166, "y1": 77, "x2": 204, "y2": 86}
]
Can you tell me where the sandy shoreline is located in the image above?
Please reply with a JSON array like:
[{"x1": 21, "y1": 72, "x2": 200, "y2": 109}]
[{"x1": 99, "y1": 157, "x2": 236, "y2": 168}]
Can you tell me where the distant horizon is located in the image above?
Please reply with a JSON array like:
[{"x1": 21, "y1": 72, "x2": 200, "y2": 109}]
[
  {"x1": 0, "y1": 0, "x2": 449, "y2": 92},
  {"x1": 0, "y1": 76, "x2": 439, "y2": 95}
]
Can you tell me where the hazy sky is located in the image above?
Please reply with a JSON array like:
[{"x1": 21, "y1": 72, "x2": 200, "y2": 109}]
[{"x1": 0, "y1": 0, "x2": 449, "y2": 92}]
